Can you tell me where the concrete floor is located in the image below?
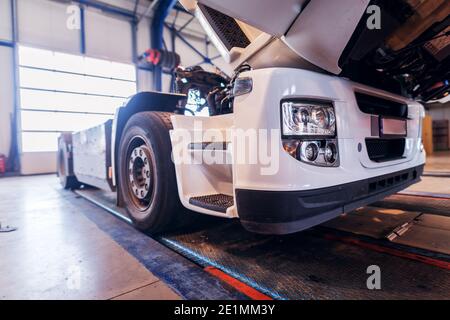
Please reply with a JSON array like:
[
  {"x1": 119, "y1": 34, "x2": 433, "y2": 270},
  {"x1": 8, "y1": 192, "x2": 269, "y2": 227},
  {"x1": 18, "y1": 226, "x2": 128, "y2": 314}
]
[
  {"x1": 406, "y1": 151, "x2": 450, "y2": 194},
  {"x1": 0, "y1": 153, "x2": 448, "y2": 299},
  {"x1": 407, "y1": 176, "x2": 450, "y2": 194},
  {"x1": 0, "y1": 175, "x2": 180, "y2": 300},
  {"x1": 425, "y1": 151, "x2": 450, "y2": 172}
]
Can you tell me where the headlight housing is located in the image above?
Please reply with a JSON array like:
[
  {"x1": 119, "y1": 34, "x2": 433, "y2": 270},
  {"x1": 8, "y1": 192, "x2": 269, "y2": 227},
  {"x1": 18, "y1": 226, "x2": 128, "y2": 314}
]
[
  {"x1": 282, "y1": 101, "x2": 336, "y2": 137},
  {"x1": 281, "y1": 100, "x2": 339, "y2": 167}
]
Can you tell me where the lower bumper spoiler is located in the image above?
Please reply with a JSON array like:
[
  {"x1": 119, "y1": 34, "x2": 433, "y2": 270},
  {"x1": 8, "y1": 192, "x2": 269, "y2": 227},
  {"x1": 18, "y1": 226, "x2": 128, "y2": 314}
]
[{"x1": 236, "y1": 165, "x2": 424, "y2": 235}]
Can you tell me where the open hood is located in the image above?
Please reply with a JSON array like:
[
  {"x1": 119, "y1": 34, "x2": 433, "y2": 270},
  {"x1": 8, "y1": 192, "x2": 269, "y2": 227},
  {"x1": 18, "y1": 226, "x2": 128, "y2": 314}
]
[
  {"x1": 180, "y1": 0, "x2": 308, "y2": 36},
  {"x1": 339, "y1": 0, "x2": 450, "y2": 102},
  {"x1": 181, "y1": 0, "x2": 450, "y2": 102}
]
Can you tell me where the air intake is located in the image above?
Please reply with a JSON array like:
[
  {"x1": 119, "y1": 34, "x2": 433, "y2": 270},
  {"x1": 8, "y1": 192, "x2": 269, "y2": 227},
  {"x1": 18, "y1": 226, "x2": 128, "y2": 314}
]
[
  {"x1": 365, "y1": 138, "x2": 405, "y2": 162},
  {"x1": 355, "y1": 92, "x2": 408, "y2": 119}
]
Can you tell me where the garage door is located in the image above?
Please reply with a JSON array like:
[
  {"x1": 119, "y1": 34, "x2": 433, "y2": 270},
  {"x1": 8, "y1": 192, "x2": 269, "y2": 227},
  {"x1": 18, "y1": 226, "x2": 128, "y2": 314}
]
[{"x1": 18, "y1": 45, "x2": 136, "y2": 174}]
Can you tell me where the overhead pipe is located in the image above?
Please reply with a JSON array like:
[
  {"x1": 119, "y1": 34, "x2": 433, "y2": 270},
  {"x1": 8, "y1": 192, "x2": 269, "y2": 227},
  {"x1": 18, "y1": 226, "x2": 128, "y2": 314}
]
[
  {"x1": 8, "y1": 0, "x2": 20, "y2": 173},
  {"x1": 0, "y1": 40, "x2": 14, "y2": 48},
  {"x1": 79, "y1": 5, "x2": 86, "y2": 54}
]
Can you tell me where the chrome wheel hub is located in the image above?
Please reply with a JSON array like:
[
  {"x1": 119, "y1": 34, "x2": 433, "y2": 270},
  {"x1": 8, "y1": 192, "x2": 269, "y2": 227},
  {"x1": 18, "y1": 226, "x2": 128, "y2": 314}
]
[{"x1": 128, "y1": 146, "x2": 151, "y2": 200}]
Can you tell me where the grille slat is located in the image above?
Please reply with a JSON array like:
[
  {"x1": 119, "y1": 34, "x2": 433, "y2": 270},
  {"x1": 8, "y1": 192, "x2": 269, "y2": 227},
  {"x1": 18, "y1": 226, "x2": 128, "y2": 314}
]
[
  {"x1": 367, "y1": 167, "x2": 419, "y2": 194},
  {"x1": 366, "y1": 138, "x2": 405, "y2": 162},
  {"x1": 198, "y1": 4, "x2": 250, "y2": 51}
]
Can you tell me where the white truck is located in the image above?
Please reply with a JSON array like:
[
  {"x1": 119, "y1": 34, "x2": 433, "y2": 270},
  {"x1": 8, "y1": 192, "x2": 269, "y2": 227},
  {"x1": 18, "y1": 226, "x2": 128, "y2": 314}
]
[{"x1": 58, "y1": 0, "x2": 450, "y2": 234}]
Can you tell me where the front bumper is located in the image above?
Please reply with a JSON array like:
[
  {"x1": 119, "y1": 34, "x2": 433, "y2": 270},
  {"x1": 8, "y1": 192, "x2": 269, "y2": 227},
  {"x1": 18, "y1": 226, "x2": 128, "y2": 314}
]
[{"x1": 236, "y1": 165, "x2": 424, "y2": 234}]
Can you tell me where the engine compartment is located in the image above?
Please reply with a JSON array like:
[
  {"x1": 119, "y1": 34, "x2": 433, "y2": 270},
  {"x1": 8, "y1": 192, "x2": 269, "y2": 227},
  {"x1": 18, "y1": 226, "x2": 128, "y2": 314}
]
[
  {"x1": 177, "y1": 0, "x2": 449, "y2": 116},
  {"x1": 174, "y1": 64, "x2": 252, "y2": 116},
  {"x1": 340, "y1": 0, "x2": 449, "y2": 102}
]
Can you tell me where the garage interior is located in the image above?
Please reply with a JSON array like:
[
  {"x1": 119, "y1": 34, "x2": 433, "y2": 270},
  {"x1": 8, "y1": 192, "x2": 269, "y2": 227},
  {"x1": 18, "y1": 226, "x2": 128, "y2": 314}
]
[{"x1": 0, "y1": 0, "x2": 449, "y2": 300}]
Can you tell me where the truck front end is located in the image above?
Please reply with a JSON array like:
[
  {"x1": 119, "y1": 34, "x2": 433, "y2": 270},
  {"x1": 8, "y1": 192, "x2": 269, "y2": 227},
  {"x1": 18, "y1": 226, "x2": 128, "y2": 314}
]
[
  {"x1": 231, "y1": 68, "x2": 425, "y2": 234},
  {"x1": 161, "y1": 0, "x2": 450, "y2": 234}
]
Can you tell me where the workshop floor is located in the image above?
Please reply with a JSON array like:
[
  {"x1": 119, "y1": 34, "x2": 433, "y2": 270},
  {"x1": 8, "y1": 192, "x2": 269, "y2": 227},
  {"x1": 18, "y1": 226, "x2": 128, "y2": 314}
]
[
  {"x1": 0, "y1": 161, "x2": 448, "y2": 299},
  {"x1": 425, "y1": 151, "x2": 450, "y2": 172},
  {"x1": 0, "y1": 175, "x2": 180, "y2": 300},
  {"x1": 406, "y1": 152, "x2": 450, "y2": 194},
  {"x1": 407, "y1": 176, "x2": 450, "y2": 194}
]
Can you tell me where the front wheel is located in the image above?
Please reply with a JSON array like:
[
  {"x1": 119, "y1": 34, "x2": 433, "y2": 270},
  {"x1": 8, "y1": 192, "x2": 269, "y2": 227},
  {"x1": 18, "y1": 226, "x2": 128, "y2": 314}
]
[{"x1": 118, "y1": 112, "x2": 187, "y2": 233}]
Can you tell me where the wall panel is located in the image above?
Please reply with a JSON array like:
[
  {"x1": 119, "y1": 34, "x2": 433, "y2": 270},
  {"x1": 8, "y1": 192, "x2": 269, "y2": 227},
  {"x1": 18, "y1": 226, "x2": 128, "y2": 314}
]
[
  {"x1": 85, "y1": 9, "x2": 133, "y2": 63},
  {"x1": 18, "y1": 0, "x2": 80, "y2": 53},
  {"x1": 0, "y1": 0, "x2": 12, "y2": 41}
]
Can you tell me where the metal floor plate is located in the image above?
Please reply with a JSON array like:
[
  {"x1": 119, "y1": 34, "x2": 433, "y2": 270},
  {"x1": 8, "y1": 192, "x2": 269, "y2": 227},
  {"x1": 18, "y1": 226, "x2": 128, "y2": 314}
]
[
  {"x1": 75, "y1": 188, "x2": 130, "y2": 222},
  {"x1": 323, "y1": 206, "x2": 421, "y2": 239},
  {"x1": 160, "y1": 220, "x2": 450, "y2": 299},
  {"x1": 373, "y1": 194, "x2": 450, "y2": 217},
  {"x1": 75, "y1": 188, "x2": 450, "y2": 300},
  {"x1": 391, "y1": 214, "x2": 450, "y2": 255}
]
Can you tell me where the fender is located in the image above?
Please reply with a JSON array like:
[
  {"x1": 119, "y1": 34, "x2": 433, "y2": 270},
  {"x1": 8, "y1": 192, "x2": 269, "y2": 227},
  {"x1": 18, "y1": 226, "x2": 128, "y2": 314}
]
[{"x1": 111, "y1": 91, "x2": 186, "y2": 206}]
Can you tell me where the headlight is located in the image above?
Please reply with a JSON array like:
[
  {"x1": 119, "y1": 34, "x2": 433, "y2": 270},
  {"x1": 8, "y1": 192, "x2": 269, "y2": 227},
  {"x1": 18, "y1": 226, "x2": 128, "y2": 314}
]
[
  {"x1": 233, "y1": 77, "x2": 253, "y2": 97},
  {"x1": 289, "y1": 140, "x2": 339, "y2": 167},
  {"x1": 324, "y1": 142, "x2": 338, "y2": 164},
  {"x1": 282, "y1": 101, "x2": 336, "y2": 137},
  {"x1": 281, "y1": 100, "x2": 339, "y2": 167}
]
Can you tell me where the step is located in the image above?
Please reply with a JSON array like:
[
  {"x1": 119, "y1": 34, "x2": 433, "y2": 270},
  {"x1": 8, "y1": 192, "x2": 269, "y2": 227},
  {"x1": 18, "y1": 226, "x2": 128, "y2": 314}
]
[{"x1": 189, "y1": 194, "x2": 234, "y2": 213}]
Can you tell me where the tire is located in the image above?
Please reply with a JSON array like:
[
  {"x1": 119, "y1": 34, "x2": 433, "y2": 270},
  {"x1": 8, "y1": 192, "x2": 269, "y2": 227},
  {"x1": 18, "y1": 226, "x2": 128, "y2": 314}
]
[
  {"x1": 117, "y1": 111, "x2": 187, "y2": 233},
  {"x1": 57, "y1": 135, "x2": 80, "y2": 190}
]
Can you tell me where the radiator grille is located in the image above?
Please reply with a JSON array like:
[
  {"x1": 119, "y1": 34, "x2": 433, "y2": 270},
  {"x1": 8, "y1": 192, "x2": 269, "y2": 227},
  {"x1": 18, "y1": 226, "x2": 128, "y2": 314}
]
[
  {"x1": 365, "y1": 138, "x2": 405, "y2": 162},
  {"x1": 198, "y1": 4, "x2": 251, "y2": 50}
]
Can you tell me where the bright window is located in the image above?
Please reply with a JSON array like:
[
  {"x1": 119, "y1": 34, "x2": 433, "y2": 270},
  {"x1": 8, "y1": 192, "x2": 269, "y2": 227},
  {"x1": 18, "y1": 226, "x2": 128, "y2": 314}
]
[{"x1": 18, "y1": 45, "x2": 136, "y2": 152}]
